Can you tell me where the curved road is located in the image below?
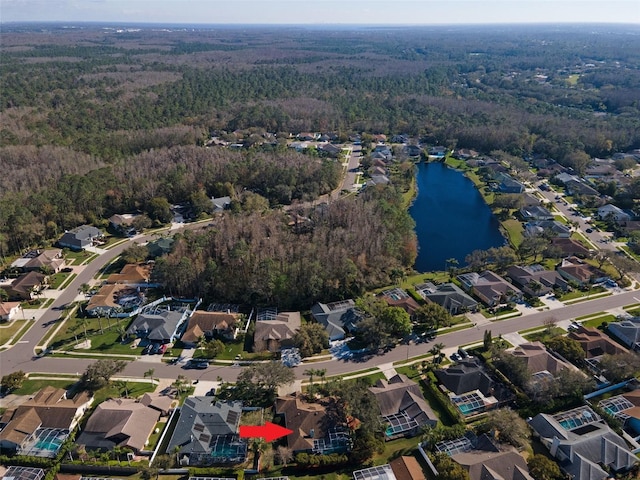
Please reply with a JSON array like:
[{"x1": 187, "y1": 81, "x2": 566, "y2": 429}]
[{"x1": 1, "y1": 232, "x2": 639, "y2": 383}]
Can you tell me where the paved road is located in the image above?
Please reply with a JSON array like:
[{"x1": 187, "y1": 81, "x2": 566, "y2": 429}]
[{"x1": 2, "y1": 283, "x2": 639, "y2": 382}]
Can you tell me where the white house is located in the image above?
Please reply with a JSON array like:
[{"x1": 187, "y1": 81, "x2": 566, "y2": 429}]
[{"x1": 597, "y1": 204, "x2": 631, "y2": 223}]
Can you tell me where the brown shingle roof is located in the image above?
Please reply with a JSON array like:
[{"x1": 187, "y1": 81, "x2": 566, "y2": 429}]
[
  {"x1": 389, "y1": 455, "x2": 426, "y2": 480},
  {"x1": 106, "y1": 263, "x2": 152, "y2": 285},
  {"x1": 275, "y1": 395, "x2": 328, "y2": 452},
  {"x1": 511, "y1": 341, "x2": 571, "y2": 375},
  {"x1": 182, "y1": 311, "x2": 239, "y2": 343},
  {"x1": 568, "y1": 326, "x2": 628, "y2": 358}
]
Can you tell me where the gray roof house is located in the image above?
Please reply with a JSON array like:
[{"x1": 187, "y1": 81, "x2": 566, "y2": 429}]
[
  {"x1": 414, "y1": 282, "x2": 478, "y2": 314},
  {"x1": 519, "y1": 206, "x2": 555, "y2": 222},
  {"x1": 607, "y1": 317, "x2": 640, "y2": 351},
  {"x1": 210, "y1": 196, "x2": 231, "y2": 212},
  {"x1": 57, "y1": 225, "x2": 102, "y2": 250},
  {"x1": 525, "y1": 220, "x2": 571, "y2": 239},
  {"x1": 127, "y1": 309, "x2": 188, "y2": 343},
  {"x1": 495, "y1": 173, "x2": 525, "y2": 194},
  {"x1": 505, "y1": 265, "x2": 569, "y2": 296},
  {"x1": 369, "y1": 374, "x2": 437, "y2": 440},
  {"x1": 166, "y1": 398, "x2": 246, "y2": 466},
  {"x1": 597, "y1": 204, "x2": 632, "y2": 223},
  {"x1": 311, "y1": 299, "x2": 362, "y2": 341},
  {"x1": 435, "y1": 358, "x2": 513, "y2": 416},
  {"x1": 457, "y1": 271, "x2": 522, "y2": 307},
  {"x1": 529, "y1": 406, "x2": 638, "y2": 480}
]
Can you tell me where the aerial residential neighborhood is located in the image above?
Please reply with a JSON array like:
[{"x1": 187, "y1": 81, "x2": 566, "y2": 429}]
[{"x1": 1, "y1": 17, "x2": 640, "y2": 480}]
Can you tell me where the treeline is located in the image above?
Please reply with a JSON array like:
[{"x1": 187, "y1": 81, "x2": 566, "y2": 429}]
[
  {"x1": 0, "y1": 145, "x2": 341, "y2": 255},
  {"x1": 153, "y1": 185, "x2": 417, "y2": 309}
]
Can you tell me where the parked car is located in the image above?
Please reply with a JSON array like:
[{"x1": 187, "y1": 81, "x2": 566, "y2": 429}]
[
  {"x1": 150, "y1": 343, "x2": 162, "y2": 355},
  {"x1": 158, "y1": 344, "x2": 168, "y2": 354},
  {"x1": 450, "y1": 352, "x2": 462, "y2": 362},
  {"x1": 185, "y1": 359, "x2": 209, "y2": 370},
  {"x1": 142, "y1": 344, "x2": 153, "y2": 355},
  {"x1": 586, "y1": 228, "x2": 593, "y2": 233}
]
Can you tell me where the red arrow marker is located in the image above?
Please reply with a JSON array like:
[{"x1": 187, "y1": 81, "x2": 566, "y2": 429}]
[{"x1": 239, "y1": 422, "x2": 293, "y2": 442}]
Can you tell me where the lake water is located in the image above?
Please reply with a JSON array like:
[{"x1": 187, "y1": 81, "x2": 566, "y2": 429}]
[{"x1": 409, "y1": 162, "x2": 505, "y2": 272}]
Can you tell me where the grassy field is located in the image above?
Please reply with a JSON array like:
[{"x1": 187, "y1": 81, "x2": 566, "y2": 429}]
[
  {"x1": 523, "y1": 326, "x2": 566, "y2": 343},
  {"x1": 12, "y1": 378, "x2": 78, "y2": 395},
  {"x1": 91, "y1": 381, "x2": 156, "y2": 405},
  {"x1": 0, "y1": 320, "x2": 30, "y2": 344},
  {"x1": 580, "y1": 314, "x2": 616, "y2": 328},
  {"x1": 501, "y1": 219, "x2": 524, "y2": 247},
  {"x1": 557, "y1": 286, "x2": 606, "y2": 302},
  {"x1": 63, "y1": 249, "x2": 96, "y2": 265}
]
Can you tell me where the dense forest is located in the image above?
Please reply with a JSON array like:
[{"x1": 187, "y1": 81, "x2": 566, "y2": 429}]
[{"x1": 1, "y1": 23, "x2": 639, "y2": 305}]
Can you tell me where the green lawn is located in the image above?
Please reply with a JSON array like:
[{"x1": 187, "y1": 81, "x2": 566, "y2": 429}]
[
  {"x1": 12, "y1": 379, "x2": 78, "y2": 396},
  {"x1": 91, "y1": 381, "x2": 156, "y2": 405},
  {"x1": 557, "y1": 286, "x2": 606, "y2": 302},
  {"x1": 48, "y1": 272, "x2": 71, "y2": 289},
  {"x1": 523, "y1": 326, "x2": 566, "y2": 343},
  {"x1": 501, "y1": 219, "x2": 524, "y2": 248},
  {"x1": 63, "y1": 249, "x2": 95, "y2": 265},
  {"x1": 0, "y1": 320, "x2": 30, "y2": 344},
  {"x1": 580, "y1": 315, "x2": 616, "y2": 329},
  {"x1": 145, "y1": 420, "x2": 167, "y2": 450},
  {"x1": 21, "y1": 298, "x2": 53, "y2": 309}
]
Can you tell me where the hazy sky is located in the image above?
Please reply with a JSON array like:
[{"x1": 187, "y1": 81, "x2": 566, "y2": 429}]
[{"x1": 2, "y1": 0, "x2": 639, "y2": 25}]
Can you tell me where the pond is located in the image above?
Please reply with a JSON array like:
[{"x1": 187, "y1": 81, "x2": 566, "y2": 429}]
[{"x1": 409, "y1": 161, "x2": 505, "y2": 272}]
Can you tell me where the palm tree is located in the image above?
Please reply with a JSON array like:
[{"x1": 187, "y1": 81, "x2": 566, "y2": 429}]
[
  {"x1": 144, "y1": 368, "x2": 155, "y2": 384},
  {"x1": 430, "y1": 343, "x2": 445, "y2": 364}
]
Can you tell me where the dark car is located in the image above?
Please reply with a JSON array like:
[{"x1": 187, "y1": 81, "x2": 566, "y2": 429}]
[
  {"x1": 142, "y1": 344, "x2": 153, "y2": 355},
  {"x1": 586, "y1": 228, "x2": 593, "y2": 233},
  {"x1": 185, "y1": 360, "x2": 209, "y2": 370},
  {"x1": 61, "y1": 267, "x2": 73, "y2": 273}
]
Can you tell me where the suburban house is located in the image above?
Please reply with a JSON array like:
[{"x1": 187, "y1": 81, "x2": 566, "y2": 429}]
[
  {"x1": 568, "y1": 325, "x2": 628, "y2": 358},
  {"x1": 0, "y1": 467, "x2": 46, "y2": 480},
  {"x1": 275, "y1": 394, "x2": 351, "y2": 454},
  {"x1": 457, "y1": 271, "x2": 522, "y2": 307},
  {"x1": 495, "y1": 173, "x2": 525, "y2": 194},
  {"x1": 524, "y1": 220, "x2": 571, "y2": 238},
  {"x1": 319, "y1": 143, "x2": 342, "y2": 156},
  {"x1": 414, "y1": 282, "x2": 478, "y2": 314},
  {"x1": 0, "y1": 387, "x2": 92, "y2": 454},
  {"x1": 166, "y1": 398, "x2": 246, "y2": 466},
  {"x1": 565, "y1": 179, "x2": 599, "y2": 197},
  {"x1": 556, "y1": 257, "x2": 605, "y2": 286},
  {"x1": 436, "y1": 432, "x2": 533, "y2": 480},
  {"x1": 76, "y1": 398, "x2": 160, "y2": 453},
  {"x1": 548, "y1": 238, "x2": 590, "y2": 257},
  {"x1": 85, "y1": 283, "x2": 143, "y2": 317},
  {"x1": 505, "y1": 265, "x2": 569, "y2": 296},
  {"x1": 210, "y1": 196, "x2": 231, "y2": 212},
  {"x1": 57, "y1": 225, "x2": 102, "y2": 250},
  {"x1": 585, "y1": 161, "x2": 615, "y2": 178},
  {"x1": 311, "y1": 299, "x2": 363, "y2": 341},
  {"x1": 428, "y1": 146, "x2": 447, "y2": 158},
  {"x1": 146, "y1": 237, "x2": 174, "y2": 258},
  {"x1": 181, "y1": 310, "x2": 240, "y2": 346},
  {"x1": 435, "y1": 358, "x2": 512, "y2": 416},
  {"x1": 607, "y1": 317, "x2": 640, "y2": 351},
  {"x1": 521, "y1": 192, "x2": 542, "y2": 207},
  {"x1": 126, "y1": 308, "x2": 188, "y2": 344},
  {"x1": 597, "y1": 204, "x2": 632, "y2": 223},
  {"x1": 529, "y1": 406, "x2": 638, "y2": 480},
  {"x1": 139, "y1": 392, "x2": 175, "y2": 416},
  {"x1": 108, "y1": 213, "x2": 139, "y2": 236},
  {"x1": 10, "y1": 249, "x2": 65, "y2": 273},
  {"x1": 368, "y1": 374, "x2": 437, "y2": 440},
  {"x1": 368, "y1": 174, "x2": 391, "y2": 186},
  {"x1": 511, "y1": 342, "x2": 572, "y2": 378},
  {"x1": 403, "y1": 145, "x2": 422, "y2": 157},
  {"x1": 0, "y1": 301, "x2": 21, "y2": 322},
  {"x1": 454, "y1": 148, "x2": 479, "y2": 159},
  {"x1": 353, "y1": 456, "x2": 426, "y2": 480},
  {"x1": 5, "y1": 272, "x2": 47, "y2": 300},
  {"x1": 105, "y1": 263, "x2": 155, "y2": 287},
  {"x1": 253, "y1": 311, "x2": 301, "y2": 353},
  {"x1": 416, "y1": 282, "x2": 478, "y2": 314},
  {"x1": 297, "y1": 132, "x2": 319, "y2": 141},
  {"x1": 598, "y1": 389, "x2": 640, "y2": 438},
  {"x1": 379, "y1": 288, "x2": 421, "y2": 317},
  {"x1": 519, "y1": 205, "x2": 555, "y2": 222}
]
